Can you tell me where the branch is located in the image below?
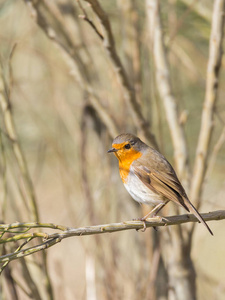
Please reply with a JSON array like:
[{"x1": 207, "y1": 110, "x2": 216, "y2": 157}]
[
  {"x1": 0, "y1": 210, "x2": 224, "y2": 266},
  {"x1": 83, "y1": 0, "x2": 158, "y2": 148},
  {"x1": 0, "y1": 49, "x2": 54, "y2": 300},
  {"x1": 146, "y1": 0, "x2": 189, "y2": 180},
  {"x1": 0, "y1": 54, "x2": 39, "y2": 222},
  {"x1": 206, "y1": 126, "x2": 225, "y2": 178},
  {"x1": 24, "y1": 0, "x2": 118, "y2": 140},
  {"x1": 77, "y1": 0, "x2": 104, "y2": 40},
  {"x1": 190, "y1": 0, "x2": 225, "y2": 204}
]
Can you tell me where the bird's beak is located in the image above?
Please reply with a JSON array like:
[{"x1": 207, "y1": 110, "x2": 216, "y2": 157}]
[{"x1": 107, "y1": 148, "x2": 118, "y2": 153}]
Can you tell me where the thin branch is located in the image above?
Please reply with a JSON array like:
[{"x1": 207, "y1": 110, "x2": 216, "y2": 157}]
[
  {"x1": 190, "y1": 0, "x2": 225, "y2": 205},
  {"x1": 83, "y1": 0, "x2": 158, "y2": 148},
  {"x1": 0, "y1": 222, "x2": 68, "y2": 232},
  {"x1": 0, "y1": 131, "x2": 7, "y2": 221},
  {"x1": 0, "y1": 237, "x2": 34, "y2": 274},
  {"x1": 2, "y1": 255, "x2": 19, "y2": 300},
  {"x1": 77, "y1": 0, "x2": 103, "y2": 40},
  {"x1": 206, "y1": 126, "x2": 225, "y2": 178},
  {"x1": 18, "y1": 257, "x2": 42, "y2": 300},
  {"x1": 0, "y1": 210, "x2": 224, "y2": 264},
  {"x1": 24, "y1": 0, "x2": 118, "y2": 140},
  {"x1": 79, "y1": 15, "x2": 103, "y2": 40},
  {"x1": 0, "y1": 233, "x2": 48, "y2": 245},
  {"x1": 0, "y1": 58, "x2": 54, "y2": 295},
  {"x1": 0, "y1": 55, "x2": 39, "y2": 222},
  {"x1": 146, "y1": 0, "x2": 189, "y2": 181}
]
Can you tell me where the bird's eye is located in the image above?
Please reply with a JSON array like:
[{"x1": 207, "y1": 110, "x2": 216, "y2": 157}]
[{"x1": 125, "y1": 144, "x2": 131, "y2": 149}]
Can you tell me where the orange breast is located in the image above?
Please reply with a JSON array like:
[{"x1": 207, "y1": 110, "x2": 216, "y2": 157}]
[{"x1": 118, "y1": 150, "x2": 142, "y2": 183}]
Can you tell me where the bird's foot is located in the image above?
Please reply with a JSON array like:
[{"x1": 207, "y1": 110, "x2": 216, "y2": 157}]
[
  {"x1": 133, "y1": 214, "x2": 169, "y2": 232},
  {"x1": 151, "y1": 215, "x2": 169, "y2": 224},
  {"x1": 140, "y1": 219, "x2": 147, "y2": 232},
  {"x1": 133, "y1": 217, "x2": 156, "y2": 232}
]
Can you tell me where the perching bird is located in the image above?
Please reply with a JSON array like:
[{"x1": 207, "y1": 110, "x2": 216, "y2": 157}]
[{"x1": 108, "y1": 133, "x2": 213, "y2": 235}]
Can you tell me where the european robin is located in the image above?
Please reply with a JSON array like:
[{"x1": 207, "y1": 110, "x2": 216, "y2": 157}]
[{"x1": 108, "y1": 133, "x2": 213, "y2": 235}]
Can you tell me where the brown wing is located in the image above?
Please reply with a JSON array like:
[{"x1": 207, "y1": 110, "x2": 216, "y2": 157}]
[
  {"x1": 131, "y1": 149, "x2": 213, "y2": 235},
  {"x1": 132, "y1": 156, "x2": 189, "y2": 211}
]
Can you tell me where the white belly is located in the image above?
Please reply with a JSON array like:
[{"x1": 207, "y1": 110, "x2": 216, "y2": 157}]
[{"x1": 124, "y1": 172, "x2": 164, "y2": 206}]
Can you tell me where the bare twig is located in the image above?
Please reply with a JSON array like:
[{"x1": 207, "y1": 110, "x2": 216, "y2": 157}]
[
  {"x1": 0, "y1": 222, "x2": 68, "y2": 232},
  {"x1": 19, "y1": 257, "x2": 42, "y2": 300},
  {"x1": 0, "y1": 237, "x2": 34, "y2": 274},
  {"x1": 2, "y1": 254, "x2": 18, "y2": 300},
  {"x1": 0, "y1": 210, "x2": 223, "y2": 264},
  {"x1": 83, "y1": 0, "x2": 158, "y2": 148},
  {"x1": 24, "y1": 0, "x2": 118, "y2": 139},
  {"x1": 146, "y1": 0, "x2": 189, "y2": 181},
  {"x1": 77, "y1": 0, "x2": 103, "y2": 40},
  {"x1": 117, "y1": 1, "x2": 142, "y2": 104},
  {"x1": 0, "y1": 53, "x2": 54, "y2": 297},
  {"x1": 206, "y1": 126, "x2": 225, "y2": 177},
  {"x1": 190, "y1": 0, "x2": 225, "y2": 206},
  {"x1": 0, "y1": 57, "x2": 39, "y2": 222},
  {"x1": 0, "y1": 131, "x2": 7, "y2": 221},
  {"x1": 145, "y1": 7, "x2": 193, "y2": 295}
]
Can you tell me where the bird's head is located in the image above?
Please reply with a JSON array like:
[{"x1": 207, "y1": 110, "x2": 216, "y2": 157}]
[{"x1": 108, "y1": 133, "x2": 145, "y2": 163}]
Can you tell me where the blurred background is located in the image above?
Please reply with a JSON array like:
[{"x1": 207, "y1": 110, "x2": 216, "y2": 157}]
[{"x1": 0, "y1": 0, "x2": 225, "y2": 299}]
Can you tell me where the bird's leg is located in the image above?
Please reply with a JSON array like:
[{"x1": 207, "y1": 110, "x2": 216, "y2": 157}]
[
  {"x1": 141, "y1": 203, "x2": 166, "y2": 220},
  {"x1": 153, "y1": 200, "x2": 169, "y2": 217},
  {"x1": 140, "y1": 201, "x2": 169, "y2": 232}
]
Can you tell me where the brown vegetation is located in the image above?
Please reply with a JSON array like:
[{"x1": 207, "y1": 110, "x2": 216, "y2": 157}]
[{"x1": 0, "y1": 0, "x2": 225, "y2": 299}]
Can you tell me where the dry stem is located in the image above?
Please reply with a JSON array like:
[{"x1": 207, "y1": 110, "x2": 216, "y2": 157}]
[
  {"x1": 0, "y1": 210, "x2": 223, "y2": 267},
  {"x1": 83, "y1": 0, "x2": 158, "y2": 148},
  {"x1": 190, "y1": 0, "x2": 225, "y2": 206},
  {"x1": 146, "y1": 0, "x2": 189, "y2": 181}
]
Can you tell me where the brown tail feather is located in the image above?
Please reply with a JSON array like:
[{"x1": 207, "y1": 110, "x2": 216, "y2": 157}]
[{"x1": 184, "y1": 198, "x2": 213, "y2": 235}]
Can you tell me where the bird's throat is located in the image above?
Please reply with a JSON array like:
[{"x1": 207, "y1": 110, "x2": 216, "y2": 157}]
[{"x1": 116, "y1": 150, "x2": 142, "y2": 183}]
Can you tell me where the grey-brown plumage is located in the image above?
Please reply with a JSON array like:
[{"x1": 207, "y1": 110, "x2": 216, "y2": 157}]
[{"x1": 109, "y1": 133, "x2": 213, "y2": 235}]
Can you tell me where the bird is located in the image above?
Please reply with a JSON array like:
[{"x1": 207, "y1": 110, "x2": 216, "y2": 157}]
[{"x1": 108, "y1": 133, "x2": 213, "y2": 235}]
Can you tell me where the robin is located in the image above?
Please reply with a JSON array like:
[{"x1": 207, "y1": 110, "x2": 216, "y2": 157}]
[{"x1": 108, "y1": 133, "x2": 213, "y2": 235}]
